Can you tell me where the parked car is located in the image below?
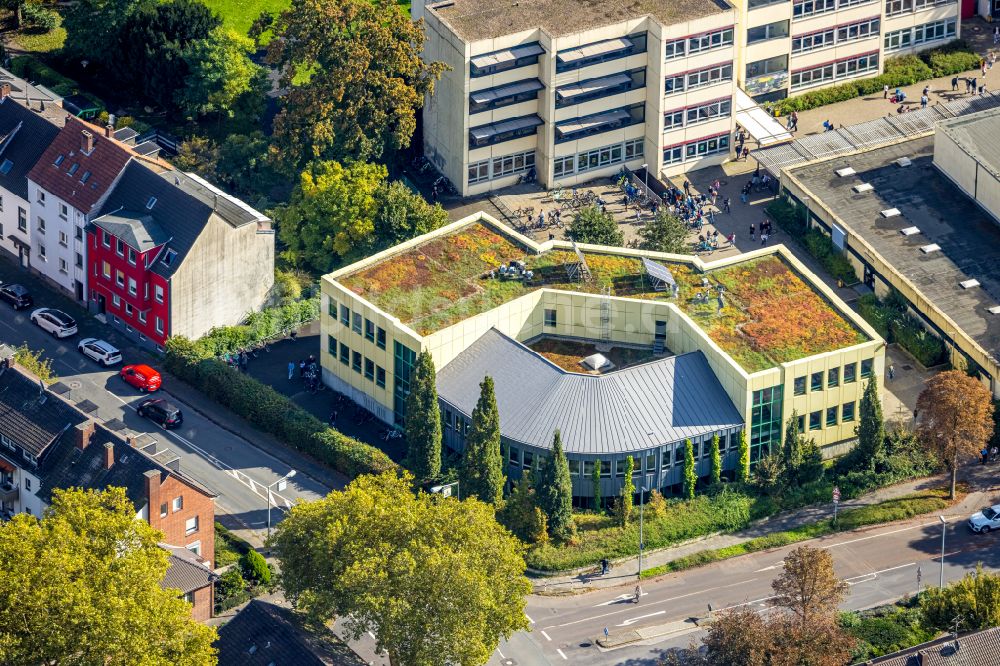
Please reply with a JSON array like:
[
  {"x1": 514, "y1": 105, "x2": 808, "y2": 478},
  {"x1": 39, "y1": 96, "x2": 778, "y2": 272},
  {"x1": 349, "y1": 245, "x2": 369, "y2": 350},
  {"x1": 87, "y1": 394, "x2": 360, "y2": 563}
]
[
  {"x1": 120, "y1": 364, "x2": 161, "y2": 392},
  {"x1": 0, "y1": 283, "x2": 33, "y2": 310},
  {"x1": 137, "y1": 398, "x2": 183, "y2": 429},
  {"x1": 78, "y1": 338, "x2": 122, "y2": 366},
  {"x1": 30, "y1": 308, "x2": 78, "y2": 338},
  {"x1": 968, "y1": 505, "x2": 1000, "y2": 533}
]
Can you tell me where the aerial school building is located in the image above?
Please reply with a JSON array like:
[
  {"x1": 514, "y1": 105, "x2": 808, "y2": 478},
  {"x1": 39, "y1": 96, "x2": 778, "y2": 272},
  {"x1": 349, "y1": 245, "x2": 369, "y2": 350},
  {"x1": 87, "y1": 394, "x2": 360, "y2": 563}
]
[{"x1": 320, "y1": 215, "x2": 883, "y2": 502}]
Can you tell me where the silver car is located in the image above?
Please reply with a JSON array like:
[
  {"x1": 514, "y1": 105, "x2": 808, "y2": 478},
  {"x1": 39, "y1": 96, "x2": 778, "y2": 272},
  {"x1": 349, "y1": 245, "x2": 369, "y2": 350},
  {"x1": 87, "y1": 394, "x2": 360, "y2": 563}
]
[
  {"x1": 78, "y1": 338, "x2": 122, "y2": 366},
  {"x1": 30, "y1": 307, "x2": 78, "y2": 338},
  {"x1": 969, "y1": 505, "x2": 1000, "y2": 533}
]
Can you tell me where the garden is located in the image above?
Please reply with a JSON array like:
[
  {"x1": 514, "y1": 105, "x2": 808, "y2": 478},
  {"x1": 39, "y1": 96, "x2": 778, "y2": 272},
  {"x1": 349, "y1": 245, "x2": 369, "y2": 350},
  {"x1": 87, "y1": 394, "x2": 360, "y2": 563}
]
[{"x1": 527, "y1": 338, "x2": 658, "y2": 373}]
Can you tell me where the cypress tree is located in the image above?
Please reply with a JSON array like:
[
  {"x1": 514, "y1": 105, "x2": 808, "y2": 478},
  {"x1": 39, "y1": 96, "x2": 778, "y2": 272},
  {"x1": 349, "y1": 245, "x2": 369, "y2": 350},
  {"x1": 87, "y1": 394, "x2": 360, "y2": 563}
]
[
  {"x1": 782, "y1": 411, "x2": 802, "y2": 485},
  {"x1": 856, "y1": 375, "x2": 885, "y2": 469},
  {"x1": 619, "y1": 456, "x2": 635, "y2": 526},
  {"x1": 736, "y1": 431, "x2": 750, "y2": 483},
  {"x1": 404, "y1": 350, "x2": 441, "y2": 482},
  {"x1": 709, "y1": 434, "x2": 722, "y2": 485},
  {"x1": 461, "y1": 376, "x2": 505, "y2": 505},
  {"x1": 538, "y1": 430, "x2": 574, "y2": 541},
  {"x1": 683, "y1": 439, "x2": 697, "y2": 500},
  {"x1": 591, "y1": 459, "x2": 602, "y2": 511}
]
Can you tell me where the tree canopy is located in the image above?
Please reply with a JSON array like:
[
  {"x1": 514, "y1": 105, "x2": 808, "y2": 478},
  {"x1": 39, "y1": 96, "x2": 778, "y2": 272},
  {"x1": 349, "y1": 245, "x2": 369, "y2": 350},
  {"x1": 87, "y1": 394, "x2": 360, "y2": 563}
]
[
  {"x1": 568, "y1": 205, "x2": 624, "y2": 247},
  {"x1": 0, "y1": 487, "x2": 217, "y2": 665},
  {"x1": 178, "y1": 27, "x2": 266, "y2": 118},
  {"x1": 256, "y1": 0, "x2": 446, "y2": 169},
  {"x1": 638, "y1": 209, "x2": 688, "y2": 253},
  {"x1": 270, "y1": 472, "x2": 531, "y2": 666},
  {"x1": 772, "y1": 545, "x2": 848, "y2": 629},
  {"x1": 856, "y1": 375, "x2": 885, "y2": 469},
  {"x1": 461, "y1": 376, "x2": 505, "y2": 505},
  {"x1": 921, "y1": 564, "x2": 1000, "y2": 632},
  {"x1": 537, "y1": 430, "x2": 574, "y2": 541},
  {"x1": 405, "y1": 350, "x2": 442, "y2": 483}
]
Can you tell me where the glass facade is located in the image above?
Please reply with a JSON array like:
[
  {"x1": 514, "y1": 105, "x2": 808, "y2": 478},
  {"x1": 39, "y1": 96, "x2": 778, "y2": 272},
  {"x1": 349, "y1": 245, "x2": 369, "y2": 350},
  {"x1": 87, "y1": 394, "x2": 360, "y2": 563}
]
[
  {"x1": 393, "y1": 341, "x2": 416, "y2": 425},
  {"x1": 750, "y1": 385, "x2": 783, "y2": 462}
]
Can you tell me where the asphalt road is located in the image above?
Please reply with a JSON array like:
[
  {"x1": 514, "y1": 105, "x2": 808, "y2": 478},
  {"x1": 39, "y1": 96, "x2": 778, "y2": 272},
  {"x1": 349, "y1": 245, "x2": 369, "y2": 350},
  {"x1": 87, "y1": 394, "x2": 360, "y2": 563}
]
[
  {"x1": 0, "y1": 293, "x2": 331, "y2": 538},
  {"x1": 488, "y1": 512, "x2": 1000, "y2": 666}
]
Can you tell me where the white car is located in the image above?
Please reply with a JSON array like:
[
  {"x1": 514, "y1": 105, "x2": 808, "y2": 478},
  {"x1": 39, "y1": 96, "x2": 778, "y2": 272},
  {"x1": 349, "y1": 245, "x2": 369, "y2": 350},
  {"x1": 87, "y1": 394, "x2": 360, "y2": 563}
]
[
  {"x1": 30, "y1": 308, "x2": 78, "y2": 338},
  {"x1": 78, "y1": 338, "x2": 122, "y2": 366},
  {"x1": 968, "y1": 505, "x2": 1000, "y2": 533}
]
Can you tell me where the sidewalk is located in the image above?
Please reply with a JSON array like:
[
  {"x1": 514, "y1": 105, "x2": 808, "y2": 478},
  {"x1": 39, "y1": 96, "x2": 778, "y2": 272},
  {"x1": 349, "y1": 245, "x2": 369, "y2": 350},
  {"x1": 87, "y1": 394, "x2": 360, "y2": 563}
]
[{"x1": 532, "y1": 463, "x2": 997, "y2": 594}]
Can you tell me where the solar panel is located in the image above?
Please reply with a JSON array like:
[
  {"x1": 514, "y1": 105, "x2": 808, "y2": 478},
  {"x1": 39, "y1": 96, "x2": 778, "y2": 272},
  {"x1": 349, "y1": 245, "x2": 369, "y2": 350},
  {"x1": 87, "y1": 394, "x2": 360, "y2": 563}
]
[{"x1": 641, "y1": 256, "x2": 676, "y2": 288}]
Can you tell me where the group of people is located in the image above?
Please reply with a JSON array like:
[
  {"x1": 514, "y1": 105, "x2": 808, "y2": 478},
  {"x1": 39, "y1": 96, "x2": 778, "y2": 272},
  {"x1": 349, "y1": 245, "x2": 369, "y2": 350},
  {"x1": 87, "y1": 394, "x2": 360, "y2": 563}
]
[
  {"x1": 749, "y1": 217, "x2": 774, "y2": 247},
  {"x1": 289, "y1": 355, "x2": 321, "y2": 392}
]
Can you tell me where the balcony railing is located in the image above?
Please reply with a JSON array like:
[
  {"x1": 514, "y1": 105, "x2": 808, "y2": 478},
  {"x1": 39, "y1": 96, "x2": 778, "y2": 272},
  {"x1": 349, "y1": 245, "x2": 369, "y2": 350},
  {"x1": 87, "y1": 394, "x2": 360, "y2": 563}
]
[{"x1": 0, "y1": 481, "x2": 18, "y2": 503}]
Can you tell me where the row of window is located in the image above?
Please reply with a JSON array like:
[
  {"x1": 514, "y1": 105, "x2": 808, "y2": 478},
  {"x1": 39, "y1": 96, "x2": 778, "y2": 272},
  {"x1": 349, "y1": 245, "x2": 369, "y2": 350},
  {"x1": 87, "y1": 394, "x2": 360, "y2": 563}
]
[
  {"x1": 330, "y1": 336, "x2": 387, "y2": 388},
  {"x1": 884, "y1": 18, "x2": 956, "y2": 51},
  {"x1": 793, "y1": 0, "x2": 875, "y2": 20},
  {"x1": 552, "y1": 138, "x2": 644, "y2": 178},
  {"x1": 555, "y1": 103, "x2": 645, "y2": 144},
  {"x1": 665, "y1": 63, "x2": 733, "y2": 96},
  {"x1": 886, "y1": 0, "x2": 955, "y2": 16},
  {"x1": 332, "y1": 300, "x2": 387, "y2": 350},
  {"x1": 556, "y1": 32, "x2": 647, "y2": 73},
  {"x1": 793, "y1": 358, "x2": 873, "y2": 396},
  {"x1": 747, "y1": 20, "x2": 790, "y2": 45},
  {"x1": 665, "y1": 27, "x2": 734, "y2": 60},
  {"x1": 791, "y1": 17, "x2": 880, "y2": 54},
  {"x1": 96, "y1": 261, "x2": 164, "y2": 303},
  {"x1": 555, "y1": 68, "x2": 646, "y2": 109},
  {"x1": 790, "y1": 52, "x2": 879, "y2": 90},
  {"x1": 664, "y1": 97, "x2": 732, "y2": 132},
  {"x1": 663, "y1": 133, "x2": 731, "y2": 165},
  {"x1": 468, "y1": 150, "x2": 536, "y2": 186},
  {"x1": 802, "y1": 401, "x2": 858, "y2": 431},
  {"x1": 469, "y1": 79, "x2": 542, "y2": 114}
]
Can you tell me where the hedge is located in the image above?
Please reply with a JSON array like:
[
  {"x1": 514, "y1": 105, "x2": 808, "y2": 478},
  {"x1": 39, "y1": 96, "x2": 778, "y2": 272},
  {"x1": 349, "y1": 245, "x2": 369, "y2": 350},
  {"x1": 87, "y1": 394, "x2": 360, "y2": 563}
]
[
  {"x1": 766, "y1": 199, "x2": 856, "y2": 285},
  {"x1": 194, "y1": 298, "x2": 319, "y2": 358},
  {"x1": 165, "y1": 336, "x2": 397, "y2": 479},
  {"x1": 9, "y1": 55, "x2": 90, "y2": 101},
  {"x1": 856, "y1": 293, "x2": 946, "y2": 367},
  {"x1": 773, "y1": 43, "x2": 978, "y2": 115}
]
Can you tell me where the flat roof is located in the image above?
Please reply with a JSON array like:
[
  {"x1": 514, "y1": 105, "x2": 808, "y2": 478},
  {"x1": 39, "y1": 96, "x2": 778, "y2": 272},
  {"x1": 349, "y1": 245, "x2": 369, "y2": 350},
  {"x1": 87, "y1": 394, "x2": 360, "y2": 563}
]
[
  {"x1": 428, "y1": 0, "x2": 730, "y2": 42},
  {"x1": 788, "y1": 136, "x2": 1000, "y2": 366},
  {"x1": 937, "y1": 109, "x2": 1000, "y2": 181},
  {"x1": 437, "y1": 328, "x2": 743, "y2": 455}
]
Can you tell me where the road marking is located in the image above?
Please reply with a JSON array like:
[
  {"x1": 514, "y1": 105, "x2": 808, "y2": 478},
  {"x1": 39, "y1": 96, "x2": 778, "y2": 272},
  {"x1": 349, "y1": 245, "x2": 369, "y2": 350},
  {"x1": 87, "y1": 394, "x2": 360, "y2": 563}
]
[
  {"x1": 616, "y1": 610, "x2": 666, "y2": 627},
  {"x1": 846, "y1": 562, "x2": 916, "y2": 586},
  {"x1": 496, "y1": 648, "x2": 505, "y2": 659},
  {"x1": 595, "y1": 591, "x2": 649, "y2": 607},
  {"x1": 556, "y1": 649, "x2": 568, "y2": 660},
  {"x1": 368, "y1": 631, "x2": 376, "y2": 640},
  {"x1": 756, "y1": 561, "x2": 783, "y2": 572},
  {"x1": 846, "y1": 574, "x2": 876, "y2": 586},
  {"x1": 825, "y1": 522, "x2": 935, "y2": 548},
  {"x1": 551, "y1": 585, "x2": 726, "y2": 628},
  {"x1": 725, "y1": 595, "x2": 778, "y2": 610},
  {"x1": 540, "y1": 630, "x2": 552, "y2": 641},
  {"x1": 526, "y1": 614, "x2": 534, "y2": 624}
]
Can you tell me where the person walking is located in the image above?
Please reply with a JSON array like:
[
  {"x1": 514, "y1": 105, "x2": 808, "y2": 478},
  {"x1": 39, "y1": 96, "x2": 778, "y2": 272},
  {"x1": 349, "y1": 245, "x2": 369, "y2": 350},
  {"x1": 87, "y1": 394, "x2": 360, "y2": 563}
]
[
  {"x1": 761, "y1": 232, "x2": 768, "y2": 247},
  {"x1": 724, "y1": 196, "x2": 731, "y2": 213},
  {"x1": 920, "y1": 94, "x2": 928, "y2": 109},
  {"x1": 749, "y1": 223, "x2": 756, "y2": 241},
  {"x1": 883, "y1": 83, "x2": 889, "y2": 99},
  {"x1": 994, "y1": 25, "x2": 999, "y2": 45},
  {"x1": 888, "y1": 363, "x2": 895, "y2": 381},
  {"x1": 298, "y1": 359, "x2": 306, "y2": 377},
  {"x1": 287, "y1": 361, "x2": 295, "y2": 380},
  {"x1": 952, "y1": 76, "x2": 959, "y2": 91}
]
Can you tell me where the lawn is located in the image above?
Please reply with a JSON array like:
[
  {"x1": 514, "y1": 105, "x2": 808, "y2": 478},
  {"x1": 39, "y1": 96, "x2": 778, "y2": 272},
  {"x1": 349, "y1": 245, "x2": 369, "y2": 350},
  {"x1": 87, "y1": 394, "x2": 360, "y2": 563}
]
[
  {"x1": 8, "y1": 13, "x2": 66, "y2": 55},
  {"x1": 204, "y1": 0, "x2": 412, "y2": 36}
]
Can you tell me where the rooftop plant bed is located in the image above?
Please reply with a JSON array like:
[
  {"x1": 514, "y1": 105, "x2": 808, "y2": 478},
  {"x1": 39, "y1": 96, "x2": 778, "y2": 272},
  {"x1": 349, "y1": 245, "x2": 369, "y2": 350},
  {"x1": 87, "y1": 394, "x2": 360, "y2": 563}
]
[
  {"x1": 339, "y1": 223, "x2": 867, "y2": 371},
  {"x1": 527, "y1": 338, "x2": 660, "y2": 373}
]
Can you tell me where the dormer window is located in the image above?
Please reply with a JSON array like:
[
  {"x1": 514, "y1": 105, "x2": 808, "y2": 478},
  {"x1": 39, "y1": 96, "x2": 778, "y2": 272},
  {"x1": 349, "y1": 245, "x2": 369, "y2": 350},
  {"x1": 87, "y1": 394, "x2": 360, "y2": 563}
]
[
  {"x1": 68, "y1": 163, "x2": 79, "y2": 176},
  {"x1": 162, "y1": 248, "x2": 177, "y2": 266},
  {"x1": 0, "y1": 160, "x2": 11, "y2": 175},
  {"x1": 145, "y1": 196, "x2": 157, "y2": 210},
  {"x1": 54, "y1": 154, "x2": 64, "y2": 166},
  {"x1": 80, "y1": 171, "x2": 91, "y2": 184}
]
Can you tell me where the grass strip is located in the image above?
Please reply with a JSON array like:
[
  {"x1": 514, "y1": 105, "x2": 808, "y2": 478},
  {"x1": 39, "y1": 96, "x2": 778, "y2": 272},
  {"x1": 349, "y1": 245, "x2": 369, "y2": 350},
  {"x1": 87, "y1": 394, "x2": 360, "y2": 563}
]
[{"x1": 640, "y1": 489, "x2": 952, "y2": 579}]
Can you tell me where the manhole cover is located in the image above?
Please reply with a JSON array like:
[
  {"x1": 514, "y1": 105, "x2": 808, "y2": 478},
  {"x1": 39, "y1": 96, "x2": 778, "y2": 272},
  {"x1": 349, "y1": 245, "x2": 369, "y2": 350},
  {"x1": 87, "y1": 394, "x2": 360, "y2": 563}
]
[
  {"x1": 500, "y1": 659, "x2": 516, "y2": 666},
  {"x1": 68, "y1": 381, "x2": 82, "y2": 389},
  {"x1": 902, "y1": 364, "x2": 913, "y2": 371}
]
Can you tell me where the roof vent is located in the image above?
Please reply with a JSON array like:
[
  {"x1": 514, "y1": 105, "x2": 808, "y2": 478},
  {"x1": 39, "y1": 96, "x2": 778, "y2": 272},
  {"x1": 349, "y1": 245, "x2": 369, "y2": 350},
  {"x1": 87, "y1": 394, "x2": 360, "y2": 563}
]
[
  {"x1": 853, "y1": 183, "x2": 873, "y2": 193},
  {"x1": 248, "y1": 644, "x2": 257, "y2": 655},
  {"x1": 895, "y1": 157, "x2": 912, "y2": 167},
  {"x1": 920, "y1": 243, "x2": 941, "y2": 253},
  {"x1": 836, "y1": 167, "x2": 856, "y2": 177},
  {"x1": 988, "y1": 305, "x2": 1000, "y2": 315},
  {"x1": 581, "y1": 353, "x2": 614, "y2": 372},
  {"x1": 900, "y1": 226, "x2": 920, "y2": 236},
  {"x1": 880, "y1": 208, "x2": 901, "y2": 218},
  {"x1": 960, "y1": 279, "x2": 980, "y2": 289}
]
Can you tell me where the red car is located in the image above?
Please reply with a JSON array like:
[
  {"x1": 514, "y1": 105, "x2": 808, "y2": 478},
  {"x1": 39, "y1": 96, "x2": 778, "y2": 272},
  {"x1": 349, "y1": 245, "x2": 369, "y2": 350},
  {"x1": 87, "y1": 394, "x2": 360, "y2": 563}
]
[{"x1": 120, "y1": 364, "x2": 162, "y2": 392}]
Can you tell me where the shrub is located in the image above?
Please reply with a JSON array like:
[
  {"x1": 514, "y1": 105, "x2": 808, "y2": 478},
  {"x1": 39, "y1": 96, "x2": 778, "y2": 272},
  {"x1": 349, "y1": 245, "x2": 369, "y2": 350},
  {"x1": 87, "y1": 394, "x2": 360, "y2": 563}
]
[
  {"x1": 766, "y1": 200, "x2": 855, "y2": 284},
  {"x1": 9, "y1": 55, "x2": 81, "y2": 98},
  {"x1": 21, "y1": 3, "x2": 58, "y2": 30},
  {"x1": 239, "y1": 550, "x2": 271, "y2": 586},
  {"x1": 214, "y1": 568, "x2": 249, "y2": 613},
  {"x1": 13, "y1": 343, "x2": 56, "y2": 382},
  {"x1": 857, "y1": 294, "x2": 893, "y2": 339},
  {"x1": 923, "y1": 41, "x2": 981, "y2": 77},
  {"x1": 856, "y1": 293, "x2": 946, "y2": 367}
]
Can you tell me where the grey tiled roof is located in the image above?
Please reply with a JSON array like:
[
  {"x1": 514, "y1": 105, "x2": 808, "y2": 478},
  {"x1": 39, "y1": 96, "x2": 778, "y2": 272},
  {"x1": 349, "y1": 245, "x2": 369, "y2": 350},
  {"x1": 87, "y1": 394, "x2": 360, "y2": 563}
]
[
  {"x1": 160, "y1": 543, "x2": 217, "y2": 594},
  {"x1": 89, "y1": 211, "x2": 170, "y2": 253},
  {"x1": 862, "y1": 626, "x2": 1000, "y2": 666},
  {"x1": 0, "y1": 367, "x2": 85, "y2": 457},
  {"x1": 0, "y1": 97, "x2": 60, "y2": 200},
  {"x1": 436, "y1": 329, "x2": 743, "y2": 455},
  {"x1": 216, "y1": 599, "x2": 367, "y2": 666}
]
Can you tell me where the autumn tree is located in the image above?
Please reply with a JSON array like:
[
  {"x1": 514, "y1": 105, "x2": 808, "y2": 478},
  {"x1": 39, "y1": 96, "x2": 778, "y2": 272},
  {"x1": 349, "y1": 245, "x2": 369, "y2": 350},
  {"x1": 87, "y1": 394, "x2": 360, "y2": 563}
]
[
  {"x1": 461, "y1": 376, "x2": 505, "y2": 505},
  {"x1": 537, "y1": 430, "x2": 574, "y2": 541},
  {"x1": 772, "y1": 545, "x2": 848, "y2": 629},
  {"x1": 0, "y1": 487, "x2": 217, "y2": 665},
  {"x1": 638, "y1": 209, "x2": 688, "y2": 254},
  {"x1": 683, "y1": 439, "x2": 697, "y2": 500},
  {"x1": 920, "y1": 563, "x2": 1000, "y2": 632},
  {"x1": 916, "y1": 369, "x2": 994, "y2": 499},
  {"x1": 709, "y1": 434, "x2": 721, "y2": 485},
  {"x1": 255, "y1": 0, "x2": 446, "y2": 169},
  {"x1": 404, "y1": 351, "x2": 441, "y2": 482},
  {"x1": 736, "y1": 431, "x2": 750, "y2": 483},
  {"x1": 270, "y1": 472, "x2": 531, "y2": 666},
  {"x1": 568, "y1": 205, "x2": 624, "y2": 246},
  {"x1": 699, "y1": 606, "x2": 771, "y2": 666},
  {"x1": 618, "y1": 455, "x2": 635, "y2": 526},
  {"x1": 856, "y1": 374, "x2": 885, "y2": 469}
]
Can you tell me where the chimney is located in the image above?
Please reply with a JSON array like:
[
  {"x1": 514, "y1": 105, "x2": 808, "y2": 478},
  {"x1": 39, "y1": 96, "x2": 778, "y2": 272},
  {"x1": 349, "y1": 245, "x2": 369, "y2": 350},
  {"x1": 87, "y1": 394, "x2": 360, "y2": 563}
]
[
  {"x1": 103, "y1": 441, "x2": 114, "y2": 470},
  {"x1": 81, "y1": 129, "x2": 94, "y2": 154},
  {"x1": 74, "y1": 420, "x2": 96, "y2": 450},
  {"x1": 144, "y1": 469, "x2": 160, "y2": 525},
  {"x1": 104, "y1": 124, "x2": 113, "y2": 138},
  {"x1": 0, "y1": 83, "x2": 9, "y2": 100}
]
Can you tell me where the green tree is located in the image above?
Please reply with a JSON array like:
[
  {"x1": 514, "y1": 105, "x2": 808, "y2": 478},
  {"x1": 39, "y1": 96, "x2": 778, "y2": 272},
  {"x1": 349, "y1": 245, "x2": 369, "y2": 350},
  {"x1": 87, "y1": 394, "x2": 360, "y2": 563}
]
[
  {"x1": 856, "y1": 375, "x2": 885, "y2": 469},
  {"x1": 172, "y1": 136, "x2": 219, "y2": 179},
  {"x1": 537, "y1": 430, "x2": 574, "y2": 541},
  {"x1": 497, "y1": 475, "x2": 548, "y2": 544},
  {"x1": 592, "y1": 459, "x2": 602, "y2": 511},
  {"x1": 683, "y1": 439, "x2": 697, "y2": 500},
  {"x1": 270, "y1": 472, "x2": 531, "y2": 666},
  {"x1": 256, "y1": 0, "x2": 446, "y2": 169},
  {"x1": 63, "y1": 0, "x2": 145, "y2": 67},
  {"x1": 0, "y1": 487, "x2": 217, "y2": 664},
  {"x1": 461, "y1": 376, "x2": 505, "y2": 505},
  {"x1": 371, "y1": 180, "x2": 449, "y2": 253},
  {"x1": 921, "y1": 564, "x2": 1000, "y2": 632},
  {"x1": 276, "y1": 160, "x2": 386, "y2": 273},
  {"x1": 782, "y1": 411, "x2": 802, "y2": 486},
  {"x1": 736, "y1": 431, "x2": 750, "y2": 483},
  {"x1": 638, "y1": 209, "x2": 688, "y2": 253},
  {"x1": 709, "y1": 434, "x2": 722, "y2": 485},
  {"x1": 568, "y1": 205, "x2": 624, "y2": 246},
  {"x1": 240, "y1": 549, "x2": 271, "y2": 586},
  {"x1": 618, "y1": 456, "x2": 635, "y2": 526},
  {"x1": 798, "y1": 439, "x2": 825, "y2": 485},
  {"x1": 178, "y1": 26, "x2": 266, "y2": 118},
  {"x1": 216, "y1": 131, "x2": 277, "y2": 199},
  {"x1": 404, "y1": 351, "x2": 442, "y2": 483}
]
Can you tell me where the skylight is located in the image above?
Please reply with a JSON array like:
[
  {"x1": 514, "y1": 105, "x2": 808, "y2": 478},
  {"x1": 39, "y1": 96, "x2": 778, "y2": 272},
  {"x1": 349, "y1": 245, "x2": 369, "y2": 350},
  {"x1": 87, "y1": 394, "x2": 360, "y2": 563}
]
[
  {"x1": 68, "y1": 163, "x2": 79, "y2": 176},
  {"x1": 146, "y1": 196, "x2": 157, "y2": 210},
  {"x1": 80, "y1": 171, "x2": 91, "y2": 184},
  {"x1": 162, "y1": 248, "x2": 177, "y2": 266},
  {"x1": 54, "y1": 154, "x2": 64, "y2": 166},
  {"x1": 0, "y1": 159, "x2": 13, "y2": 175}
]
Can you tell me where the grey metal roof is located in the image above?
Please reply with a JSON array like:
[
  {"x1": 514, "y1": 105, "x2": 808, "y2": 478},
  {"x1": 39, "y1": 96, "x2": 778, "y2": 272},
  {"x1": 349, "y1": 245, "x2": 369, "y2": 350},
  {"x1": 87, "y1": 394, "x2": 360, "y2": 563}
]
[
  {"x1": 436, "y1": 329, "x2": 743, "y2": 455},
  {"x1": 90, "y1": 210, "x2": 170, "y2": 253},
  {"x1": 937, "y1": 109, "x2": 1000, "y2": 180}
]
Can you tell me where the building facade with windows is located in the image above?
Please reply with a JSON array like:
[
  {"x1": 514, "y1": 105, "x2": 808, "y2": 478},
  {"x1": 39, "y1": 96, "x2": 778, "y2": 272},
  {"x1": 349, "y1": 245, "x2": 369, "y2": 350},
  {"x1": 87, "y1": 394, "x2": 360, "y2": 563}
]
[
  {"x1": 416, "y1": 0, "x2": 740, "y2": 196},
  {"x1": 320, "y1": 213, "x2": 884, "y2": 502}
]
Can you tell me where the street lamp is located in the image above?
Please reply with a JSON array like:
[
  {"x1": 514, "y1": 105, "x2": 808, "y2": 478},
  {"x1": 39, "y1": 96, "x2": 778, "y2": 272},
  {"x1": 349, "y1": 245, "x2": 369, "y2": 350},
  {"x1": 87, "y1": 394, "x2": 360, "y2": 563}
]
[
  {"x1": 939, "y1": 515, "x2": 947, "y2": 588},
  {"x1": 638, "y1": 485, "x2": 649, "y2": 582},
  {"x1": 266, "y1": 469, "x2": 297, "y2": 539}
]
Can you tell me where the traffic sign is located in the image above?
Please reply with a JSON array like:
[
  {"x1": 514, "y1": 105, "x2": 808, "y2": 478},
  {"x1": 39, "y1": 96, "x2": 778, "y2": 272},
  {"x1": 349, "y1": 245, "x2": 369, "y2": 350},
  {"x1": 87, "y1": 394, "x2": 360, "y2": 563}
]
[{"x1": 832, "y1": 486, "x2": 841, "y2": 503}]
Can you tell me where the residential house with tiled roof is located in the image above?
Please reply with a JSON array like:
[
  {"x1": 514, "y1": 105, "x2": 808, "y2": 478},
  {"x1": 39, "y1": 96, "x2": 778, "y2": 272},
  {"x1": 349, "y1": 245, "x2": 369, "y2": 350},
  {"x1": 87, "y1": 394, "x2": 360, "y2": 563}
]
[
  {"x1": 86, "y1": 161, "x2": 275, "y2": 349},
  {"x1": 0, "y1": 357, "x2": 218, "y2": 620},
  {"x1": 161, "y1": 543, "x2": 218, "y2": 622},
  {"x1": 858, "y1": 626, "x2": 1000, "y2": 665}
]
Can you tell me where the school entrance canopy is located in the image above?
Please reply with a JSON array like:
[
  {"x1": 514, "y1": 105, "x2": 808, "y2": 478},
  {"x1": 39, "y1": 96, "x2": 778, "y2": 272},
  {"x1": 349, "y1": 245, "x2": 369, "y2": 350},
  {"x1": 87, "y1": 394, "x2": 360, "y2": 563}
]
[{"x1": 735, "y1": 89, "x2": 793, "y2": 148}]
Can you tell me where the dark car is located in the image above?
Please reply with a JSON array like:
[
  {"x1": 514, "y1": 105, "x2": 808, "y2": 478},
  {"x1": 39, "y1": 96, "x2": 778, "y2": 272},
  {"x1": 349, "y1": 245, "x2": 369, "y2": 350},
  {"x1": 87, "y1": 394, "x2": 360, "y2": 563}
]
[
  {"x1": 136, "y1": 398, "x2": 183, "y2": 429},
  {"x1": 0, "y1": 283, "x2": 33, "y2": 310}
]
